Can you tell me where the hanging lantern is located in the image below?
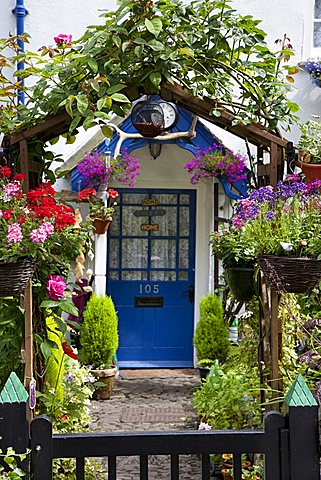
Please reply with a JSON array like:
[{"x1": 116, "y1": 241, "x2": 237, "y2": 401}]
[{"x1": 131, "y1": 100, "x2": 165, "y2": 138}]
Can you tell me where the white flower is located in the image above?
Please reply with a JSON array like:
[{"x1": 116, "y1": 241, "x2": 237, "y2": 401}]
[
  {"x1": 83, "y1": 286, "x2": 93, "y2": 293},
  {"x1": 86, "y1": 268, "x2": 93, "y2": 278},
  {"x1": 280, "y1": 242, "x2": 293, "y2": 251},
  {"x1": 198, "y1": 422, "x2": 211, "y2": 430},
  {"x1": 87, "y1": 250, "x2": 94, "y2": 261}
]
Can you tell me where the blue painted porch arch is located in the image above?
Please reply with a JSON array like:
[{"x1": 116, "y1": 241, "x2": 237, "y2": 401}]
[{"x1": 71, "y1": 99, "x2": 249, "y2": 200}]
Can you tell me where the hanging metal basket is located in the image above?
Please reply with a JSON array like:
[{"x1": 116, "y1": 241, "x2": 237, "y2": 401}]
[
  {"x1": 259, "y1": 255, "x2": 321, "y2": 294},
  {"x1": 0, "y1": 257, "x2": 36, "y2": 297},
  {"x1": 131, "y1": 101, "x2": 165, "y2": 137}
]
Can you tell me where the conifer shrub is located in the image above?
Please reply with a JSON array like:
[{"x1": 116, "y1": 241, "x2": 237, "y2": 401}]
[
  {"x1": 80, "y1": 294, "x2": 119, "y2": 368},
  {"x1": 193, "y1": 294, "x2": 230, "y2": 363}
]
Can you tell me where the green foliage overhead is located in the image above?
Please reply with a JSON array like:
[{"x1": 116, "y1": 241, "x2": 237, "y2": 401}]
[
  {"x1": 80, "y1": 294, "x2": 119, "y2": 368},
  {"x1": 0, "y1": 0, "x2": 299, "y2": 140},
  {"x1": 193, "y1": 294, "x2": 230, "y2": 362}
]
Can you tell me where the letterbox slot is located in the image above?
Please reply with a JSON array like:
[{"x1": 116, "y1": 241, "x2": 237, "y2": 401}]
[{"x1": 135, "y1": 296, "x2": 164, "y2": 308}]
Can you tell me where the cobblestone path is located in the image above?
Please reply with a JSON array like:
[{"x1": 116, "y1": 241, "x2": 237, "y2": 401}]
[{"x1": 90, "y1": 369, "x2": 202, "y2": 479}]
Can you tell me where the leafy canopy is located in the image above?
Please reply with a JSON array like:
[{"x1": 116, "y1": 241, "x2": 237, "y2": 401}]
[{"x1": 0, "y1": 0, "x2": 299, "y2": 140}]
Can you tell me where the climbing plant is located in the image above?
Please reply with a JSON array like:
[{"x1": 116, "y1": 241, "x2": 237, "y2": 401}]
[{"x1": 0, "y1": 0, "x2": 299, "y2": 146}]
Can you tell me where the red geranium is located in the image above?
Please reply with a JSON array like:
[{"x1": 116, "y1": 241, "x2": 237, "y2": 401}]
[
  {"x1": 13, "y1": 173, "x2": 26, "y2": 182},
  {"x1": 78, "y1": 188, "x2": 97, "y2": 201},
  {"x1": 2, "y1": 209, "x2": 13, "y2": 221},
  {"x1": 0, "y1": 166, "x2": 11, "y2": 178},
  {"x1": 107, "y1": 188, "x2": 119, "y2": 200}
]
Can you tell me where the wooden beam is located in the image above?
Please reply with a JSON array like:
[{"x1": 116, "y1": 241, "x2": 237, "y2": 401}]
[
  {"x1": 161, "y1": 82, "x2": 288, "y2": 149},
  {"x1": 8, "y1": 111, "x2": 71, "y2": 146}
]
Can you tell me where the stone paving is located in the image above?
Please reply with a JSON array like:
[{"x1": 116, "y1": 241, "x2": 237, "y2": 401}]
[{"x1": 90, "y1": 369, "x2": 203, "y2": 479}]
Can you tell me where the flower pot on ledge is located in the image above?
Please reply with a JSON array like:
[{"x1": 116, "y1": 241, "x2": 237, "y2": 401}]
[
  {"x1": 93, "y1": 219, "x2": 111, "y2": 234},
  {"x1": 298, "y1": 159, "x2": 321, "y2": 182}
]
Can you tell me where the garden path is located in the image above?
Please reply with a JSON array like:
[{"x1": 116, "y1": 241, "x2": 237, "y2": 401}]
[{"x1": 90, "y1": 369, "x2": 202, "y2": 479}]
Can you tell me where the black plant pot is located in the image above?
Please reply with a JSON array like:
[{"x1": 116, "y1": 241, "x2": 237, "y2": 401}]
[
  {"x1": 198, "y1": 367, "x2": 210, "y2": 381},
  {"x1": 227, "y1": 266, "x2": 256, "y2": 302}
]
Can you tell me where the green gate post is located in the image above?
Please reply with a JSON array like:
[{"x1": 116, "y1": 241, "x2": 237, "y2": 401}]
[
  {"x1": 284, "y1": 374, "x2": 319, "y2": 480},
  {"x1": 0, "y1": 372, "x2": 29, "y2": 473}
]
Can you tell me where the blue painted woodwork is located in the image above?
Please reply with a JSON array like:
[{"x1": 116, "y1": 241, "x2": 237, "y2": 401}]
[
  {"x1": 107, "y1": 189, "x2": 196, "y2": 367},
  {"x1": 12, "y1": 0, "x2": 28, "y2": 104},
  {"x1": 71, "y1": 97, "x2": 249, "y2": 200}
]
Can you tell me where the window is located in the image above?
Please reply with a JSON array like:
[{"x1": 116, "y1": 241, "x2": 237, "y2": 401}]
[{"x1": 314, "y1": 0, "x2": 321, "y2": 48}]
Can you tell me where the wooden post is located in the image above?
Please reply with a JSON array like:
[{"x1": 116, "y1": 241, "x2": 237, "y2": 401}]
[
  {"x1": 19, "y1": 139, "x2": 29, "y2": 193},
  {"x1": 24, "y1": 280, "x2": 33, "y2": 391},
  {"x1": 284, "y1": 375, "x2": 320, "y2": 480},
  {"x1": 213, "y1": 182, "x2": 219, "y2": 290},
  {"x1": 30, "y1": 416, "x2": 53, "y2": 480},
  {"x1": 270, "y1": 289, "x2": 281, "y2": 405},
  {"x1": 270, "y1": 141, "x2": 278, "y2": 187}
]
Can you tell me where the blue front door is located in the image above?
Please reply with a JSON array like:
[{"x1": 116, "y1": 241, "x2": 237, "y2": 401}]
[{"x1": 106, "y1": 189, "x2": 196, "y2": 367}]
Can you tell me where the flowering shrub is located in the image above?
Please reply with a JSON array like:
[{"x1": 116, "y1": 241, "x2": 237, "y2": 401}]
[
  {"x1": 211, "y1": 177, "x2": 321, "y2": 267},
  {"x1": 185, "y1": 144, "x2": 248, "y2": 184},
  {"x1": 78, "y1": 187, "x2": 119, "y2": 222},
  {"x1": 0, "y1": 169, "x2": 80, "y2": 262},
  {"x1": 77, "y1": 149, "x2": 141, "y2": 188},
  {"x1": 54, "y1": 33, "x2": 72, "y2": 46},
  {"x1": 304, "y1": 60, "x2": 321, "y2": 87}
]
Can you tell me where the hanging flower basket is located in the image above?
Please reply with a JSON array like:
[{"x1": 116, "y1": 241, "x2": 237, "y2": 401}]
[
  {"x1": 226, "y1": 266, "x2": 256, "y2": 302},
  {"x1": 0, "y1": 257, "x2": 36, "y2": 297},
  {"x1": 259, "y1": 256, "x2": 321, "y2": 294},
  {"x1": 93, "y1": 219, "x2": 111, "y2": 234}
]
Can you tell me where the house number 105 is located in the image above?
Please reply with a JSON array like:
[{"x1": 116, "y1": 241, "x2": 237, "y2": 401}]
[{"x1": 139, "y1": 284, "x2": 159, "y2": 294}]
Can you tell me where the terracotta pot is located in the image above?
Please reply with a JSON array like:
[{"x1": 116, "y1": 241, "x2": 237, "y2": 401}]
[
  {"x1": 221, "y1": 468, "x2": 233, "y2": 480},
  {"x1": 298, "y1": 159, "x2": 321, "y2": 182},
  {"x1": 93, "y1": 219, "x2": 111, "y2": 234},
  {"x1": 91, "y1": 366, "x2": 117, "y2": 400}
]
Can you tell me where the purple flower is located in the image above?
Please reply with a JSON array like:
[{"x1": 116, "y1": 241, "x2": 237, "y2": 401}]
[
  {"x1": 184, "y1": 144, "x2": 247, "y2": 184},
  {"x1": 46, "y1": 275, "x2": 66, "y2": 300}
]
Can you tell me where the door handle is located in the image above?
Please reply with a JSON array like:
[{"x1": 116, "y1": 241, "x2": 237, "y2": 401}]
[{"x1": 187, "y1": 284, "x2": 194, "y2": 303}]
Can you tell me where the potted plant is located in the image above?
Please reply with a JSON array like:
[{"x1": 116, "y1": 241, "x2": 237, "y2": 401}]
[
  {"x1": 76, "y1": 149, "x2": 142, "y2": 190},
  {"x1": 297, "y1": 116, "x2": 321, "y2": 181},
  {"x1": 211, "y1": 224, "x2": 257, "y2": 302},
  {"x1": 193, "y1": 294, "x2": 230, "y2": 378},
  {"x1": 78, "y1": 187, "x2": 119, "y2": 234},
  {"x1": 184, "y1": 143, "x2": 248, "y2": 184},
  {"x1": 0, "y1": 167, "x2": 84, "y2": 296},
  {"x1": 80, "y1": 293, "x2": 119, "y2": 399},
  {"x1": 232, "y1": 177, "x2": 321, "y2": 293}
]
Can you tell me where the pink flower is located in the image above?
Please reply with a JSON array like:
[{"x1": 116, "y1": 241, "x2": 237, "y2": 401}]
[
  {"x1": 7, "y1": 223, "x2": 23, "y2": 243},
  {"x1": 3, "y1": 181, "x2": 21, "y2": 201},
  {"x1": 54, "y1": 34, "x2": 72, "y2": 46},
  {"x1": 30, "y1": 222, "x2": 54, "y2": 243},
  {"x1": 46, "y1": 275, "x2": 66, "y2": 300},
  {"x1": 41, "y1": 221, "x2": 54, "y2": 236}
]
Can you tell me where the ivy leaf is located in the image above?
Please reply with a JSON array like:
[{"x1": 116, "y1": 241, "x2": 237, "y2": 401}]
[
  {"x1": 88, "y1": 57, "x2": 98, "y2": 73},
  {"x1": 179, "y1": 47, "x2": 194, "y2": 57},
  {"x1": 149, "y1": 72, "x2": 162, "y2": 88},
  {"x1": 76, "y1": 94, "x2": 89, "y2": 115},
  {"x1": 145, "y1": 18, "x2": 163, "y2": 38},
  {"x1": 101, "y1": 125, "x2": 113, "y2": 139},
  {"x1": 110, "y1": 93, "x2": 130, "y2": 103},
  {"x1": 148, "y1": 39, "x2": 164, "y2": 51},
  {"x1": 107, "y1": 83, "x2": 126, "y2": 95},
  {"x1": 65, "y1": 95, "x2": 75, "y2": 117}
]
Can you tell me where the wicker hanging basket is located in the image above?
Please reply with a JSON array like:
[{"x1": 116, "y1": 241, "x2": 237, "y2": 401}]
[
  {"x1": 0, "y1": 257, "x2": 36, "y2": 297},
  {"x1": 259, "y1": 255, "x2": 321, "y2": 294}
]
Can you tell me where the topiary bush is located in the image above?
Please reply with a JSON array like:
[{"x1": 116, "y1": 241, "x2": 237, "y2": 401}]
[
  {"x1": 80, "y1": 294, "x2": 119, "y2": 368},
  {"x1": 193, "y1": 294, "x2": 230, "y2": 363}
]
